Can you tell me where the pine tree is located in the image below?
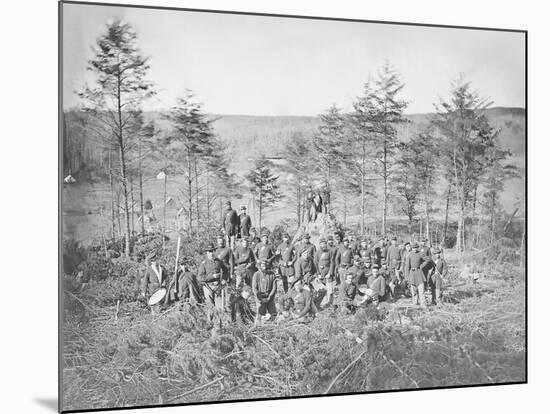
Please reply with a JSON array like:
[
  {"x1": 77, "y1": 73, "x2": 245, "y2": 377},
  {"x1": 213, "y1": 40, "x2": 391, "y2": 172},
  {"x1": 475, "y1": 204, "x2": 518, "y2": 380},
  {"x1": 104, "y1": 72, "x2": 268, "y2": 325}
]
[
  {"x1": 246, "y1": 157, "x2": 283, "y2": 229},
  {"x1": 432, "y1": 75, "x2": 500, "y2": 252},
  {"x1": 77, "y1": 20, "x2": 155, "y2": 257}
]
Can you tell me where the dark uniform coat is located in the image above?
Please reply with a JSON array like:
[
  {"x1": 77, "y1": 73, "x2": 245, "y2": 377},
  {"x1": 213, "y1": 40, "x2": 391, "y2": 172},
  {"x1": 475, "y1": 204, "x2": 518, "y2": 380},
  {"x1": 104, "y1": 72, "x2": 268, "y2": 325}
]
[
  {"x1": 314, "y1": 248, "x2": 333, "y2": 278},
  {"x1": 140, "y1": 264, "x2": 167, "y2": 296},
  {"x1": 223, "y1": 208, "x2": 240, "y2": 236},
  {"x1": 176, "y1": 270, "x2": 203, "y2": 302},
  {"x1": 386, "y1": 245, "x2": 402, "y2": 272},
  {"x1": 197, "y1": 257, "x2": 224, "y2": 285},
  {"x1": 254, "y1": 242, "x2": 276, "y2": 264},
  {"x1": 276, "y1": 241, "x2": 296, "y2": 277},
  {"x1": 404, "y1": 251, "x2": 430, "y2": 286},
  {"x1": 239, "y1": 213, "x2": 252, "y2": 238},
  {"x1": 215, "y1": 246, "x2": 234, "y2": 280},
  {"x1": 294, "y1": 256, "x2": 317, "y2": 284}
]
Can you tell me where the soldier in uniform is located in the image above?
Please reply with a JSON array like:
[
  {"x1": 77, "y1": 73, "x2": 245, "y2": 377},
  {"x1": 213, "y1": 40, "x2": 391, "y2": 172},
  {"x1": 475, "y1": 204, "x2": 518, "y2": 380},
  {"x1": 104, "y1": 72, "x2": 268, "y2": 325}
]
[
  {"x1": 349, "y1": 255, "x2": 366, "y2": 285},
  {"x1": 175, "y1": 261, "x2": 203, "y2": 304},
  {"x1": 230, "y1": 285, "x2": 255, "y2": 325},
  {"x1": 335, "y1": 237, "x2": 354, "y2": 286},
  {"x1": 222, "y1": 201, "x2": 240, "y2": 248},
  {"x1": 276, "y1": 233, "x2": 296, "y2": 293},
  {"x1": 248, "y1": 227, "x2": 261, "y2": 251},
  {"x1": 340, "y1": 271, "x2": 363, "y2": 314},
  {"x1": 140, "y1": 251, "x2": 167, "y2": 314},
  {"x1": 251, "y1": 260, "x2": 277, "y2": 326},
  {"x1": 403, "y1": 242, "x2": 430, "y2": 306},
  {"x1": 198, "y1": 243, "x2": 226, "y2": 306},
  {"x1": 254, "y1": 232, "x2": 276, "y2": 265},
  {"x1": 233, "y1": 237, "x2": 256, "y2": 287},
  {"x1": 428, "y1": 247, "x2": 448, "y2": 305},
  {"x1": 238, "y1": 206, "x2": 252, "y2": 239},
  {"x1": 421, "y1": 238, "x2": 432, "y2": 258},
  {"x1": 294, "y1": 249, "x2": 317, "y2": 285},
  {"x1": 299, "y1": 233, "x2": 316, "y2": 260},
  {"x1": 278, "y1": 278, "x2": 315, "y2": 321},
  {"x1": 215, "y1": 234, "x2": 234, "y2": 283},
  {"x1": 359, "y1": 264, "x2": 386, "y2": 307},
  {"x1": 358, "y1": 238, "x2": 371, "y2": 262},
  {"x1": 386, "y1": 237, "x2": 402, "y2": 299},
  {"x1": 314, "y1": 238, "x2": 335, "y2": 306}
]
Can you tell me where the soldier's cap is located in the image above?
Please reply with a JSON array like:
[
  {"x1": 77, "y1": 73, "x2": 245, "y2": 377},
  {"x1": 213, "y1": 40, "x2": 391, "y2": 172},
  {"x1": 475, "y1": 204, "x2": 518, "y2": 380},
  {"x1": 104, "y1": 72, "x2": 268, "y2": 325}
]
[
  {"x1": 392, "y1": 236, "x2": 397, "y2": 241},
  {"x1": 423, "y1": 238, "x2": 429, "y2": 242},
  {"x1": 380, "y1": 259, "x2": 387, "y2": 265},
  {"x1": 412, "y1": 242, "x2": 420, "y2": 248},
  {"x1": 205, "y1": 243, "x2": 216, "y2": 252},
  {"x1": 327, "y1": 235, "x2": 334, "y2": 241},
  {"x1": 353, "y1": 254, "x2": 361, "y2": 261},
  {"x1": 259, "y1": 260, "x2": 268, "y2": 265},
  {"x1": 363, "y1": 257, "x2": 372, "y2": 263},
  {"x1": 372, "y1": 263, "x2": 380, "y2": 270},
  {"x1": 240, "y1": 205, "x2": 247, "y2": 210},
  {"x1": 241, "y1": 237, "x2": 249, "y2": 243},
  {"x1": 261, "y1": 232, "x2": 269, "y2": 238},
  {"x1": 225, "y1": 201, "x2": 231, "y2": 206},
  {"x1": 432, "y1": 247, "x2": 442, "y2": 254},
  {"x1": 304, "y1": 233, "x2": 311, "y2": 239},
  {"x1": 319, "y1": 238, "x2": 327, "y2": 244},
  {"x1": 346, "y1": 270, "x2": 355, "y2": 277},
  {"x1": 216, "y1": 234, "x2": 224, "y2": 240},
  {"x1": 360, "y1": 238, "x2": 368, "y2": 243},
  {"x1": 343, "y1": 237, "x2": 349, "y2": 243},
  {"x1": 283, "y1": 233, "x2": 290, "y2": 239},
  {"x1": 146, "y1": 251, "x2": 157, "y2": 260}
]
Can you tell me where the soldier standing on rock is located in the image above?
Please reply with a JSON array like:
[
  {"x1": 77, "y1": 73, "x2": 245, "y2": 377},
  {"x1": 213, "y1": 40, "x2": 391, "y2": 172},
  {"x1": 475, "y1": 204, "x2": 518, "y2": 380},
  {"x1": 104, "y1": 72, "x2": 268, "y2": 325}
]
[{"x1": 234, "y1": 237, "x2": 256, "y2": 287}]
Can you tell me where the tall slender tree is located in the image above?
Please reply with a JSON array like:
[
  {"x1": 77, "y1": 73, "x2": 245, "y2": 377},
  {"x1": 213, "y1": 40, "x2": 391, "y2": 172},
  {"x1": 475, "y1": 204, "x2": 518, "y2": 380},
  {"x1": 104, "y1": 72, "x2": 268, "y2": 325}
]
[
  {"x1": 432, "y1": 75, "x2": 500, "y2": 252},
  {"x1": 371, "y1": 62, "x2": 409, "y2": 234},
  {"x1": 78, "y1": 20, "x2": 155, "y2": 257},
  {"x1": 246, "y1": 156, "x2": 283, "y2": 229}
]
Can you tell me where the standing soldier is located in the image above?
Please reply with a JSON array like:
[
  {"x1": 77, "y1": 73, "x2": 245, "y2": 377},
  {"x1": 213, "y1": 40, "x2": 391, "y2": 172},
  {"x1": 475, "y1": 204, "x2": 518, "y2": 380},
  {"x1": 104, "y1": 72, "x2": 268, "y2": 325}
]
[
  {"x1": 322, "y1": 183, "x2": 331, "y2": 214},
  {"x1": 198, "y1": 243, "x2": 226, "y2": 307},
  {"x1": 335, "y1": 237, "x2": 354, "y2": 286},
  {"x1": 314, "y1": 238, "x2": 334, "y2": 306},
  {"x1": 234, "y1": 237, "x2": 256, "y2": 287},
  {"x1": 140, "y1": 252, "x2": 167, "y2": 315},
  {"x1": 222, "y1": 201, "x2": 240, "y2": 248},
  {"x1": 349, "y1": 234, "x2": 359, "y2": 256},
  {"x1": 421, "y1": 238, "x2": 432, "y2": 258},
  {"x1": 299, "y1": 233, "x2": 317, "y2": 260},
  {"x1": 306, "y1": 188, "x2": 316, "y2": 222},
  {"x1": 276, "y1": 233, "x2": 296, "y2": 293},
  {"x1": 349, "y1": 255, "x2": 367, "y2": 285},
  {"x1": 358, "y1": 238, "x2": 371, "y2": 262},
  {"x1": 248, "y1": 227, "x2": 261, "y2": 251},
  {"x1": 254, "y1": 232, "x2": 276, "y2": 265},
  {"x1": 238, "y1": 205, "x2": 252, "y2": 239},
  {"x1": 428, "y1": 247, "x2": 448, "y2": 305},
  {"x1": 251, "y1": 260, "x2": 277, "y2": 326},
  {"x1": 404, "y1": 242, "x2": 430, "y2": 306},
  {"x1": 386, "y1": 237, "x2": 402, "y2": 299},
  {"x1": 215, "y1": 234, "x2": 234, "y2": 282}
]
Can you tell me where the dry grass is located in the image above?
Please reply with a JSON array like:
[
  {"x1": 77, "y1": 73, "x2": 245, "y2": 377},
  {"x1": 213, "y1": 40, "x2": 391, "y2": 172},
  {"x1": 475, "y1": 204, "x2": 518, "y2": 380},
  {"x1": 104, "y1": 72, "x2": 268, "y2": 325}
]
[{"x1": 61, "y1": 249, "x2": 525, "y2": 411}]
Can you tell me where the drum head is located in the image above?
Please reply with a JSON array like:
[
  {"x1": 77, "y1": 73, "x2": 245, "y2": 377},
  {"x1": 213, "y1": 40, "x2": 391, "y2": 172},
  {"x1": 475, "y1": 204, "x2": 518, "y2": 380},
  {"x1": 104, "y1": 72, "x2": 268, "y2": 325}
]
[{"x1": 148, "y1": 288, "x2": 167, "y2": 306}]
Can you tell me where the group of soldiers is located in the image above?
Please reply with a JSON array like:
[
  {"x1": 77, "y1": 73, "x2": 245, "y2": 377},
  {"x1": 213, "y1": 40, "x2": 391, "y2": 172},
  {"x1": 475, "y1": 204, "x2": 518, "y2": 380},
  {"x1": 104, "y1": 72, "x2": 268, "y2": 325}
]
[{"x1": 140, "y1": 201, "x2": 449, "y2": 325}]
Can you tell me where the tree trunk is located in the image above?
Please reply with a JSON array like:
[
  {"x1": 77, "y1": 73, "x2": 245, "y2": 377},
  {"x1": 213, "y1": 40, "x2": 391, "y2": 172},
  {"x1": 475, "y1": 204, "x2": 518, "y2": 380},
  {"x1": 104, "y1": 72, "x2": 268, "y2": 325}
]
[
  {"x1": 109, "y1": 146, "x2": 115, "y2": 240},
  {"x1": 163, "y1": 173, "x2": 167, "y2": 250},
  {"x1": 138, "y1": 138, "x2": 145, "y2": 235},
  {"x1": 382, "y1": 140, "x2": 388, "y2": 235},
  {"x1": 116, "y1": 74, "x2": 131, "y2": 258},
  {"x1": 194, "y1": 158, "x2": 200, "y2": 227},
  {"x1": 425, "y1": 178, "x2": 431, "y2": 243},
  {"x1": 187, "y1": 150, "x2": 193, "y2": 231},
  {"x1": 296, "y1": 185, "x2": 301, "y2": 227},
  {"x1": 130, "y1": 177, "x2": 135, "y2": 237},
  {"x1": 443, "y1": 184, "x2": 451, "y2": 247}
]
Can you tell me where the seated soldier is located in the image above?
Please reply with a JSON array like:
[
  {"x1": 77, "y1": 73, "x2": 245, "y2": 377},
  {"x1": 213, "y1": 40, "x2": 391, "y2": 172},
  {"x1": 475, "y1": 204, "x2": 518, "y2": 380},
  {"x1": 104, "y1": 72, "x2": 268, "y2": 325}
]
[
  {"x1": 175, "y1": 261, "x2": 203, "y2": 304},
  {"x1": 340, "y1": 271, "x2": 364, "y2": 314},
  {"x1": 359, "y1": 264, "x2": 386, "y2": 307},
  {"x1": 278, "y1": 279, "x2": 315, "y2": 322},
  {"x1": 230, "y1": 286, "x2": 255, "y2": 325}
]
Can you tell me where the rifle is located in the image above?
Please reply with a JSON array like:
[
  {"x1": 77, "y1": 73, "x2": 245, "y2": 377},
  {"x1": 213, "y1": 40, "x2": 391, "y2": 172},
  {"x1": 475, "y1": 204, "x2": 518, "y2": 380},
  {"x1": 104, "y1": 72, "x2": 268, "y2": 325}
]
[{"x1": 164, "y1": 234, "x2": 182, "y2": 305}]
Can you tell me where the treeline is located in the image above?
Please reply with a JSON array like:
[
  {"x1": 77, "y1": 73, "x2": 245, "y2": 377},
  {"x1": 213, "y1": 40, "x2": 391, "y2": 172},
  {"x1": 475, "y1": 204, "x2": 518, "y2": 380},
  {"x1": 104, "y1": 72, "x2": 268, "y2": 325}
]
[
  {"x1": 279, "y1": 64, "x2": 521, "y2": 253},
  {"x1": 69, "y1": 20, "x2": 240, "y2": 257},
  {"x1": 64, "y1": 19, "x2": 523, "y2": 257}
]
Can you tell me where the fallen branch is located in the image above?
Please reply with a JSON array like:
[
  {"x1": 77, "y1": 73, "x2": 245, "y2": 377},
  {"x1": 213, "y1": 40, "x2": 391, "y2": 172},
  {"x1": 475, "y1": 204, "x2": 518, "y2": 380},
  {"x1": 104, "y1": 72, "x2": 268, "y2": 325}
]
[
  {"x1": 324, "y1": 350, "x2": 368, "y2": 394},
  {"x1": 166, "y1": 376, "x2": 224, "y2": 403}
]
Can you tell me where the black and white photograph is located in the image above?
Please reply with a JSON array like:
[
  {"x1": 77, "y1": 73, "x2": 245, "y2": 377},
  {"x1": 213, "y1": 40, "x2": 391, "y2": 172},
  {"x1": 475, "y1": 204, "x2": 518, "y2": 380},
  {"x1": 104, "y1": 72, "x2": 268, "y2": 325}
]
[{"x1": 60, "y1": 1, "x2": 526, "y2": 412}]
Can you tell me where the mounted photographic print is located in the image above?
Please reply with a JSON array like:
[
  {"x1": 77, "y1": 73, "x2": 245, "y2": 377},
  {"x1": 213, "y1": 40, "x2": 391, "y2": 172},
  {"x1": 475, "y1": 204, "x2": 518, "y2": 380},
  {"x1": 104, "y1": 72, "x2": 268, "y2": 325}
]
[{"x1": 60, "y1": 1, "x2": 527, "y2": 412}]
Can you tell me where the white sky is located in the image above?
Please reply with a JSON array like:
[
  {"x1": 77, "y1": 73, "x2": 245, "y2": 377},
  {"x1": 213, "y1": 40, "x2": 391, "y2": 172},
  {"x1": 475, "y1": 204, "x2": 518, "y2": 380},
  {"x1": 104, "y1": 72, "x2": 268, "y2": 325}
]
[{"x1": 62, "y1": 3, "x2": 525, "y2": 115}]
